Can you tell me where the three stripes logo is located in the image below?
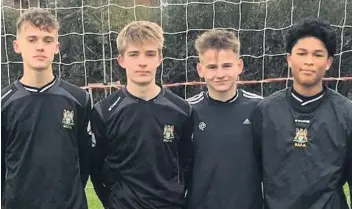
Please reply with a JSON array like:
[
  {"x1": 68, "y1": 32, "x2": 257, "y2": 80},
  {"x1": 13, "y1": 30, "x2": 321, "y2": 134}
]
[{"x1": 243, "y1": 118, "x2": 251, "y2": 125}]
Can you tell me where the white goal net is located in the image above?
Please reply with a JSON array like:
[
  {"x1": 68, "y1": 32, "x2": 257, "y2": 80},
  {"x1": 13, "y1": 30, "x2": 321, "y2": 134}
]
[{"x1": 1, "y1": 0, "x2": 351, "y2": 103}]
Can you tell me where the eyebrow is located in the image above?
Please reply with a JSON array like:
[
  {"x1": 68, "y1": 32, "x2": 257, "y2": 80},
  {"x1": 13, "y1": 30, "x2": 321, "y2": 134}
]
[
  {"x1": 145, "y1": 50, "x2": 157, "y2": 54},
  {"x1": 297, "y1": 48, "x2": 325, "y2": 53},
  {"x1": 26, "y1": 35, "x2": 55, "y2": 39},
  {"x1": 127, "y1": 51, "x2": 139, "y2": 54},
  {"x1": 127, "y1": 50, "x2": 157, "y2": 54},
  {"x1": 206, "y1": 64, "x2": 217, "y2": 68}
]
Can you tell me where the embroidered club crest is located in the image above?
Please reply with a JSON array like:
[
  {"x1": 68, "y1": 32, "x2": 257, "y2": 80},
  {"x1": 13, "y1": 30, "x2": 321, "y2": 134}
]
[
  {"x1": 293, "y1": 128, "x2": 308, "y2": 147},
  {"x1": 62, "y1": 109, "x2": 74, "y2": 129},
  {"x1": 163, "y1": 124, "x2": 175, "y2": 142}
]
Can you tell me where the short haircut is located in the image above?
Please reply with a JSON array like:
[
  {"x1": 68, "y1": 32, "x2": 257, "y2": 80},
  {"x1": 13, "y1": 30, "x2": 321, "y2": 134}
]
[
  {"x1": 195, "y1": 29, "x2": 240, "y2": 57},
  {"x1": 285, "y1": 17, "x2": 336, "y2": 57},
  {"x1": 16, "y1": 8, "x2": 59, "y2": 36},
  {"x1": 117, "y1": 21, "x2": 164, "y2": 56}
]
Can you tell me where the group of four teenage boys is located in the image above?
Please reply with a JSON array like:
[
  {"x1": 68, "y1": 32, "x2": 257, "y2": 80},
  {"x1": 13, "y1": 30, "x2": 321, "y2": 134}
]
[{"x1": 2, "y1": 8, "x2": 352, "y2": 209}]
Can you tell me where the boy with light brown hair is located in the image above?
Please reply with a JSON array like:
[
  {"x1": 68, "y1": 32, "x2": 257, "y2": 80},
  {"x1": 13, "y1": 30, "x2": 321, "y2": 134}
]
[
  {"x1": 186, "y1": 29, "x2": 263, "y2": 209},
  {"x1": 1, "y1": 8, "x2": 91, "y2": 209},
  {"x1": 90, "y1": 21, "x2": 193, "y2": 209}
]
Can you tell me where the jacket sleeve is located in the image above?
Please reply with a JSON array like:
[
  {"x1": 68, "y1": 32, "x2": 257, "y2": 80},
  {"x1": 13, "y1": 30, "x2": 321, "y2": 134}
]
[
  {"x1": 251, "y1": 104, "x2": 263, "y2": 182},
  {"x1": 77, "y1": 94, "x2": 92, "y2": 188},
  {"x1": 345, "y1": 129, "x2": 352, "y2": 205},
  {"x1": 90, "y1": 104, "x2": 111, "y2": 208},
  {"x1": 179, "y1": 108, "x2": 194, "y2": 196},
  {"x1": 1, "y1": 112, "x2": 7, "y2": 206}
]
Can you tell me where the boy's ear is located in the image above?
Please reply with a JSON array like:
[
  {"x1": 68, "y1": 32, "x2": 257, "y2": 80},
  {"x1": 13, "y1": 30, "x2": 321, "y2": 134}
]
[
  {"x1": 237, "y1": 58, "x2": 243, "y2": 75},
  {"x1": 55, "y1": 42, "x2": 60, "y2": 55},
  {"x1": 118, "y1": 55, "x2": 125, "y2": 68},
  {"x1": 13, "y1": 39, "x2": 21, "y2": 54},
  {"x1": 325, "y1": 56, "x2": 333, "y2": 72},
  {"x1": 197, "y1": 63, "x2": 204, "y2": 78},
  {"x1": 287, "y1": 54, "x2": 292, "y2": 68},
  {"x1": 158, "y1": 53, "x2": 162, "y2": 66}
]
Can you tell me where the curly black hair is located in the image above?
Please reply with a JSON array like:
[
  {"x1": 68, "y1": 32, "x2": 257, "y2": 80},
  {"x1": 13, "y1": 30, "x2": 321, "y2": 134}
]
[{"x1": 285, "y1": 17, "x2": 337, "y2": 57}]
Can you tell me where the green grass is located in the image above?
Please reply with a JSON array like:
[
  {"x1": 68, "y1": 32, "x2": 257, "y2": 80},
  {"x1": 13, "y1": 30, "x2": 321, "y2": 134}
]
[
  {"x1": 85, "y1": 181, "x2": 351, "y2": 209},
  {"x1": 86, "y1": 180, "x2": 103, "y2": 209},
  {"x1": 344, "y1": 184, "x2": 351, "y2": 207}
]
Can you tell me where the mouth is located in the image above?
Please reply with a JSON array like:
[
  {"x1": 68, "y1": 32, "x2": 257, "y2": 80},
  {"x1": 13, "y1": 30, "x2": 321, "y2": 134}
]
[
  {"x1": 33, "y1": 56, "x2": 47, "y2": 59},
  {"x1": 135, "y1": 71, "x2": 150, "y2": 74},
  {"x1": 300, "y1": 69, "x2": 315, "y2": 73},
  {"x1": 214, "y1": 80, "x2": 229, "y2": 84}
]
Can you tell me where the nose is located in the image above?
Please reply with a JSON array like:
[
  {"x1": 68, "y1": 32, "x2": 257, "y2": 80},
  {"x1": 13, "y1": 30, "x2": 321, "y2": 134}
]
[
  {"x1": 138, "y1": 63, "x2": 147, "y2": 69},
  {"x1": 137, "y1": 55, "x2": 148, "y2": 68},
  {"x1": 35, "y1": 41, "x2": 45, "y2": 51},
  {"x1": 215, "y1": 68, "x2": 225, "y2": 78},
  {"x1": 304, "y1": 54, "x2": 314, "y2": 66}
]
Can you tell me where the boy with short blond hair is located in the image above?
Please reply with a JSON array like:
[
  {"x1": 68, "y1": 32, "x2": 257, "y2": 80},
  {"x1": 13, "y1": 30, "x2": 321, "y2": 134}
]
[
  {"x1": 1, "y1": 8, "x2": 90, "y2": 209},
  {"x1": 116, "y1": 20, "x2": 164, "y2": 55},
  {"x1": 186, "y1": 29, "x2": 263, "y2": 209},
  {"x1": 195, "y1": 29, "x2": 240, "y2": 55},
  {"x1": 90, "y1": 21, "x2": 193, "y2": 209}
]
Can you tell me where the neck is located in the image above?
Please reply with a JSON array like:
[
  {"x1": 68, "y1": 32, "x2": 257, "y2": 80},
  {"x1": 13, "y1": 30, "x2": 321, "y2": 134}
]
[
  {"x1": 293, "y1": 82, "x2": 323, "y2": 97},
  {"x1": 208, "y1": 85, "x2": 237, "y2": 102},
  {"x1": 20, "y1": 65, "x2": 54, "y2": 88},
  {"x1": 126, "y1": 81, "x2": 161, "y2": 101}
]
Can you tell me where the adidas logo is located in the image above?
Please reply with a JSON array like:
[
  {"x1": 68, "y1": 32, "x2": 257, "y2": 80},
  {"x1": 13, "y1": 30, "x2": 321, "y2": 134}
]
[{"x1": 243, "y1": 118, "x2": 251, "y2": 125}]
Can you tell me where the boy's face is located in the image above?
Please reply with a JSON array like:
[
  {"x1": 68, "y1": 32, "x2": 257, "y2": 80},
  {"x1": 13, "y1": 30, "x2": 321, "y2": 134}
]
[
  {"x1": 118, "y1": 42, "x2": 162, "y2": 86},
  {"x1": 197, "y1": 49, "x2": 243, "y2": 93},
  {"x1": 287, "y1": 36, "x2": 332, "y2": 88},
  {"x1": 14, "y1": 22, "x2": 59, "y2": 71}
]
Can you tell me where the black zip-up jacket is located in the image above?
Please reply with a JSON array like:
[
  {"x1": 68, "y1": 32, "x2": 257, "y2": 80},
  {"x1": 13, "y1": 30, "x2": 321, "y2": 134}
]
[
  {"x1": 252, "y1": 86, "x2": 352, "y2": 209},
  {"x1": 1, "y1": 79, "x2": 91, "y2": 209},
  {"x1": 90, "y1": 87, "x2": 193, "y2": 209},
  {"x1": 185, "y1": 89, "x2": 263, "y2": 209}
]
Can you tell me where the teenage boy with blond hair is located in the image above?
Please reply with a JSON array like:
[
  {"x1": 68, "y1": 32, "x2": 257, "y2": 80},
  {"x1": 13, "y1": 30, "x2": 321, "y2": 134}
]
[
  {"x1": 186, "y1": 29, "x2": 263, "y2": 209},
  {"x1": 90, "y1": 21, "x2": 193, "y2": 209}
]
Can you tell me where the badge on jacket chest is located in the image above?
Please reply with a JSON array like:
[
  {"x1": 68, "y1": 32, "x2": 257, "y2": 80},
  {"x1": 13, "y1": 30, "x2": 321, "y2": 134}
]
[
  {"x1": 62, "y1": 109, "x2": 74, "y2": 129},
  {"x1": 293, "y1": 128, "x2": 308, "y2": 147},
  {"x1": 163, "y1": 124, "x2": 175, "y2": 142}
]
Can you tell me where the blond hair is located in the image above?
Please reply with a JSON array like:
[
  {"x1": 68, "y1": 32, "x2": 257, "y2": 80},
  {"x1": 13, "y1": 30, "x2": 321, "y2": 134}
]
[
  {"x1": 117, "y1": 21, "x2": 164, "y2": 56},
  {"x1": 16, "y1": 8, "x2": 59, "y2": 36},
  {"x1": 195, "y1": 29, "x2": 240, "y2": 56}
]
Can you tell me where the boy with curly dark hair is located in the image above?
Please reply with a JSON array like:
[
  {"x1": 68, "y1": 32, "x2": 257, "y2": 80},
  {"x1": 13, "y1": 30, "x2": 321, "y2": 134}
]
[{"x1": 252, "y1": 17, "x2": 352, "y2": 209}]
